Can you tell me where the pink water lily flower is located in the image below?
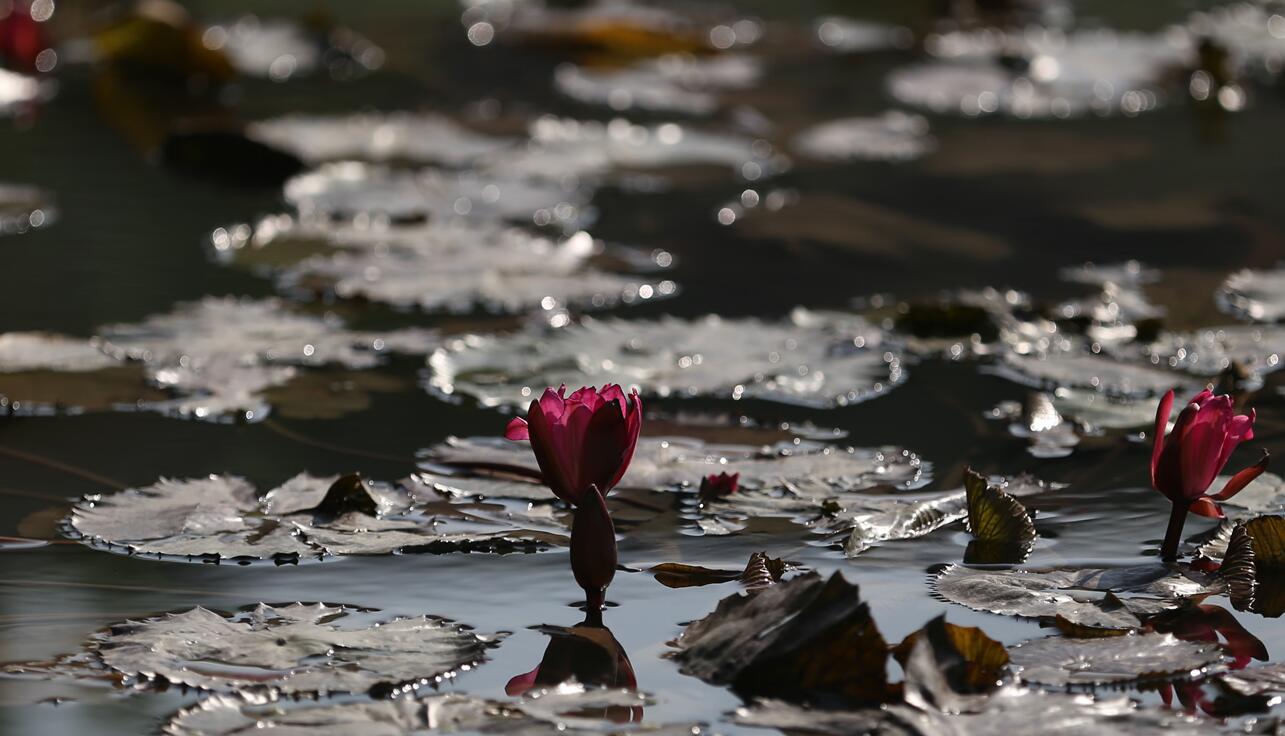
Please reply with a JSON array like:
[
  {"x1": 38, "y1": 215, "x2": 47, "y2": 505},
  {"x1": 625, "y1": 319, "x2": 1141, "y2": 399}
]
[
  {"x1": 505, "y1": 384, "x2": 642, "y2": 507},
  {"x1": 1152, "y1": 388, "x2": 1269, "y2": 560},
  {"x1": 506, "y1": 384, "x2": 640, "y2": 608}
]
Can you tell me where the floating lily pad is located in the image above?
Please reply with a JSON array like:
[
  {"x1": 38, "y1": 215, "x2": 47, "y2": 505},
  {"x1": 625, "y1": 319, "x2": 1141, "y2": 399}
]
[
  {"x1": 67, "y1": 473, "x2": 560, "y2": 563},
  {"x1": 212, "y1": 16, "x2": 320, "y2": 79},
  {"x1": 815, "y1": 17, "x2": 913, "y2": 53},
  {"x1": 95, "y1": 603, "x2": 498, "y2": 696},
  {"x1": 994, "y1": 346, "x2": 1193, "y2": 399},
  {"x1": 672, "y1": 572, "x2": 888, "y2": 703},
  {"x1": 1187, "y1": 4, "x2": 1285, "y2": 76},
  {"x1": 246, "y1": 112, "x2": 512, "y2": 165},
  {"x1": 1008, "y1": 633, "x2": 1224, "y2": 687},
  {"x1": 0, "y1": 70, "x2": 42, "y2": 117},
  {"x1": 1219, "y1": 267, "x2": 1285, "y2": 323},
  {"x1": 283, "y1": 162, "x2": 591, "y2": 230},
  {"x1": 0, "y1": 183, "x2": 55, "y2": 235},
  {"x1": 165, "y1": 686, "x2": 692, "y2": 736},
  {"x1": 989, "y1": 393, "x2": 1081, "y2": 458},
  {"x1": 889, "y1": 30, "x2": 1185, "y2": 118},
  {"x1": 428, "y1": 311, "x2": 903, "y2": 409},
  {"x1": 735, "y1": 690, "x2": 1203, "y2": 735},
  {"x1": 1060, "y1": 261, "x2": 1160, "y2": 288},
  {"x1": 554, "y1": 55, "x2": 759, "y2": 115},
  {"x1": 932, "y1": 564, "x2": 1216, "y2": 626},
  {"x1": 1218, "y1": 664, "x2": 1285, "y2": 698},
  {"x1": 793, "y1": 112, "x2": 934, "y2": 163},
  {"x1": 95, "y1": 296, "x2": 437, "y2": 421},
  {"x1": 487, "y1": 116, "x2": 779, "y2": 184},
  {"x1": 1147, "y1": 325, "x2": 1285, "y2": 383},
  {"x1": 216, "y1": 217, "x2": 675, "y2": 314}
]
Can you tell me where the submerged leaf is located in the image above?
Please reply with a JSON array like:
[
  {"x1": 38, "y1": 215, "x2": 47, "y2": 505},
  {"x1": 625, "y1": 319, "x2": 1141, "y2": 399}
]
[
  {"x1": 1008, "y1": 633, "x2": 1224, "y2": 687},
  {"x1": 672, "y1": 572, "x2": 888, "y2": 703},
  {"x1": 96, "y1": 603, "x2": 498, "y2": 696},
  {"x1": 428, "y1": 311, "x2": 904, "y2": 409}
]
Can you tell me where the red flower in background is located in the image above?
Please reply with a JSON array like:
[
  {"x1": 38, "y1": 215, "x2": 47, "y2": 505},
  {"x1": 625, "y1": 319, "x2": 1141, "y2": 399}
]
[
  {"x1": 699, "y1": 471, "x2": 739, "y2": 500},
  {"x1": 0, "y1": 2, "x2": 48, "y2": 73}
]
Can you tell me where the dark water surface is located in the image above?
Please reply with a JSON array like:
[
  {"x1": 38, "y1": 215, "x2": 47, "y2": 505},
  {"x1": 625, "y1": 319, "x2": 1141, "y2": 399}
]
[{"x1": 2, "y1": 0, "x2": 1284, "y2": 734}]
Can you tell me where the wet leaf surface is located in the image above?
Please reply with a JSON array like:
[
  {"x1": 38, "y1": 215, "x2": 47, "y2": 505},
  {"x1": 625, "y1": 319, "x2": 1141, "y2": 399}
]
[
  {"x1": 428, "y1": 311, "x2": 904, "y2": 409},
  {"x1": 96, "y1": 296, "x2": 438, "y2": 421},
  {"x1": 964, "y1": 470, "x2": 1036, "y2": 564},
  {"x1": 67, "y1": 473, "x2": 561, "y2": 562},
  {"x1": 932, "y1": 564, "x2": 1218, "y2": 624},
  {"x1": 792, "y1": 112, "x2": 934, "y2": 162},
  {"x1": 1009, "y1": 632, "x2": 1225, "y2": 687},
  {"x1": 164, "y1": 686, "x2": 698, "y2": 736},
  {"x1": 95, "y1": 603, "x2": 498, "y2": 696},
  {"x1": 213, "y1": 217, "x2": 675, "y2": 315},
  {"x1": 672, "y1": 572, "x2": 889, "y2": 703}
]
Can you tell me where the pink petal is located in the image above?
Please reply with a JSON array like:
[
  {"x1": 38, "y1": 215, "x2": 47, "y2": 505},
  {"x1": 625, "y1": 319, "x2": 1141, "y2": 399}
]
[
  {"x1": 1210, "y1": 451, "x2": 1270, "y2": 501},
  {"x1": 1179, "y1": 400, "x2": 1232, "y2": 497},
  {"x1": 504, "y1": 417, "x2": 530, "y2": 441},
  {"x1": 1151, "y1": 389, "x2": 1175, "y2": 488},
  {"x1": 505, "y1": 666, "x2": 541, "y2": 696},
  {"x1": 1189, "y1": 497, "x2": 1225, "y2": 519}
]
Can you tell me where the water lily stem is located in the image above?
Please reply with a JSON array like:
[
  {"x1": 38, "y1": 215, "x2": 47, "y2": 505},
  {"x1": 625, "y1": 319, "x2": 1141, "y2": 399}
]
[{"x1": 1161, "y1": 499, "x2": 1190, "y2": 561}]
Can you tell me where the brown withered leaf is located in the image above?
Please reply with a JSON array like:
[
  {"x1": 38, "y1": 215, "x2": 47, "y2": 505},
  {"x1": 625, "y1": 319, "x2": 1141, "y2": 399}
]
[
  {"x1": 964, "y1": 469, "x2": 1035, "y2": 564},
  {"x1": 892, "y1": 617, "x2": 1009, "y2": 693},
  {"x1": 672, "y1": 572, "x2": 888, "y2": 704}
]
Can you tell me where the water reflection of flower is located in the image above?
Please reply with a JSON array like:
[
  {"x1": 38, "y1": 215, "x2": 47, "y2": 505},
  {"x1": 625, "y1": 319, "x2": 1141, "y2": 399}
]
[
  {"x1": 506, "y1": 609, "x2": 642, "y2": 723},
  {"x1": 1148, "y1": 604, "x2": 1268, "y2": 716}
]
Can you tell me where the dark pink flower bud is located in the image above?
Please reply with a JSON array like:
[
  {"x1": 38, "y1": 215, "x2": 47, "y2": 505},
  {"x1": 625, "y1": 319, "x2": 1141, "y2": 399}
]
[
  {"x1": 699, "y1": 471, "x2": 739, "y2": 500},
  {"x1": 505, "y1": 384, "x2": 642, "y2": 507},
  {"x1": 570, "y1": 485, "x2": 617, "y2": 609}
]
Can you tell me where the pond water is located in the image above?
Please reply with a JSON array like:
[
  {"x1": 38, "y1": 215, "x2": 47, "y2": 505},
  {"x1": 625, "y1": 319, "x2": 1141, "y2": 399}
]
[{"x1": 2, "y1": 0, "x2": 1285, "y2": 734}]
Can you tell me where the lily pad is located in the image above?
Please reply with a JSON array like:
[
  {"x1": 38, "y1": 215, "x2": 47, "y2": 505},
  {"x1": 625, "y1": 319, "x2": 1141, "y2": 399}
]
[
  {"x1": 793, "y1": 112, "x2": 934, "y2": 162},
  {"x1": 815, "y1": 17, "x2": 914, "y2": 53},
  {"x1": 283, "y1": 162, "x2": 591, "y2": 230},
  {"x1": 66, "y1": 473, "x2": 560, "y2": 563},
  {"x1": 1219, "y1": 266, "x2": 1285, "y2": 323},
  {"x1": 889, "y1": 29, "x2": 1186, "y2": 118},
  {"x1": 932, "y1": 564, "x2": 1217, "y2": 626},
  {"x1": 1008, "y1": 633, "x2": 1224, "y2": 687},
  {"x1": 216, "y1": 217, "x2": 675, "y2": 315},
  {"x1": 95, "y1": 603, "x2": 498, "y2": 696},
  {"x1": 993, "y1": 345, "x2": 1193, "y2": 399},
  {"x1": 96, "y1": 296, "x2": 437, "y2": 421},
  {"x1": 165, "y1": 687, "x2": 695, "y2": 736},
  {"x1": 486, "y1": 116, "x2": 779, "y2": 184},
  {"x1": 246, "y1": 112, "x2": 512, "y2": 166},
  {"x1": 964, "y1": 470, "x2": 1035, "y2": 564},
  {"x1": 0, "y1": 70, "x2": 42, "y2": 117},
  {"x1": 554, "y1": 55, "x2": 759, "y2": 115},
  {"x1": 1147, "y1": 325, "x2": 1285, "y2": 383},
  {"x1": 672, "y1": 571, "x2": 889, "y2": 703},
  {"x1": 0, "y1": 183, "x2": 55, "y2": 235},
  {"x1": 735, "y1": 690, "x2": 1203, "y2": 735},
  {"x1": 427, "y1": 311, "x2": 903, "y2": 409}
]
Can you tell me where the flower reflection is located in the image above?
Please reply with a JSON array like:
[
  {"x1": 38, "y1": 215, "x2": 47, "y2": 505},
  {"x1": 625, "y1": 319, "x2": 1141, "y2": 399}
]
[
  {"x1": 1148, "y1": 604, "x2": 1268, "y2": 716},
  {"x1": 506, "y1": 610, "x2": 642, "y2": 724}
]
